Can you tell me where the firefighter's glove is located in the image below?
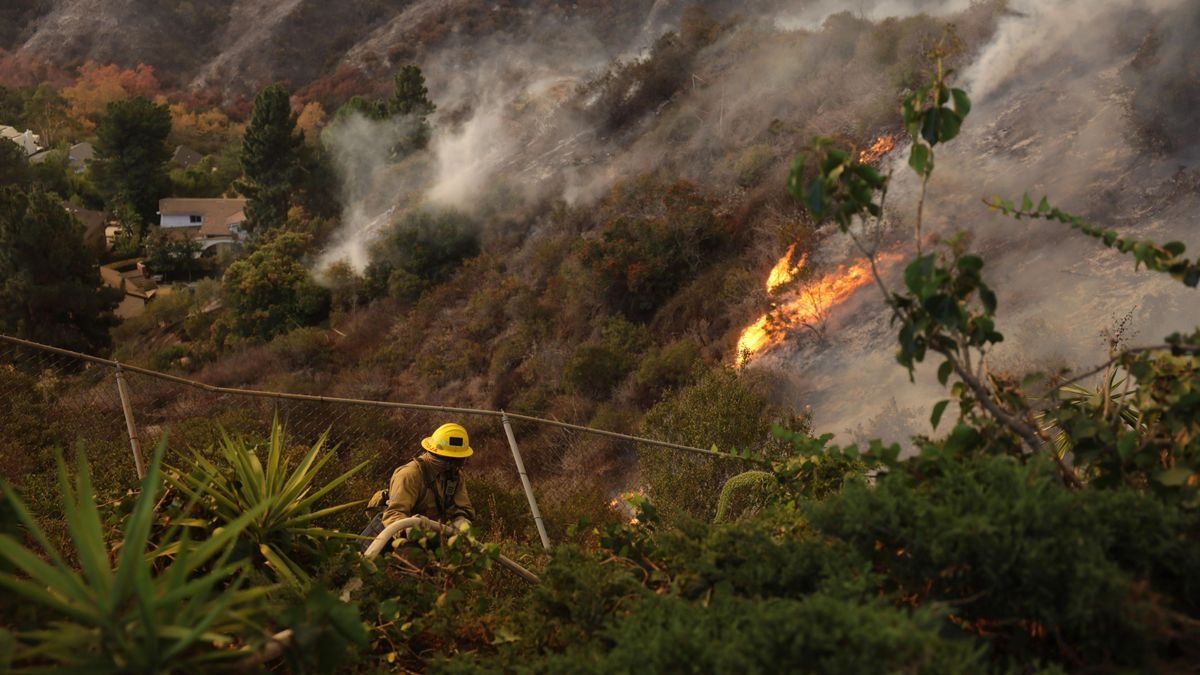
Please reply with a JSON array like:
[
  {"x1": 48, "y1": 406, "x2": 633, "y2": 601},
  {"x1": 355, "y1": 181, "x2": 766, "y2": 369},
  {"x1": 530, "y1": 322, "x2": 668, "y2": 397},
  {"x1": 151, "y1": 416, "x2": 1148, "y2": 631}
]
[{"x1": 367, "y1": 489, "x2": 387, "y2": 510}]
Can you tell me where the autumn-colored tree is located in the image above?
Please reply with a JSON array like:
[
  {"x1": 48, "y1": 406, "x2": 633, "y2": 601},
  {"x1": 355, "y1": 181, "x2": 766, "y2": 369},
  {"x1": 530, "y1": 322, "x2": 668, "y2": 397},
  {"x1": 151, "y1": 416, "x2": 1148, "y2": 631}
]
[
  {"x1": 62, "y1": 62, "x2": 160, "y2": 130},
  {"x1": 168, "y1": 103, "x2": 244, "y2": 155},
  {"x1": 295, "y1": 101, "x2": 327, "y2": 144}
]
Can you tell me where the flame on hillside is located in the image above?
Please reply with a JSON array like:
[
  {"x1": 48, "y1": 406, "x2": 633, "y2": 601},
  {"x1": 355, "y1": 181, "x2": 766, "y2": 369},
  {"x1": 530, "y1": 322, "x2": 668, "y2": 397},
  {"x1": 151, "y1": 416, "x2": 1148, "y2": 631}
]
[
  {"x1": 766, "y1": 244, "x2": 808, "y2": 293},
  {"x1": 736, "y1": 252, "x2": 902, "y2": 364},
  {"x1": 859, "y1": 134, "x2": 898, "y2": 164}
]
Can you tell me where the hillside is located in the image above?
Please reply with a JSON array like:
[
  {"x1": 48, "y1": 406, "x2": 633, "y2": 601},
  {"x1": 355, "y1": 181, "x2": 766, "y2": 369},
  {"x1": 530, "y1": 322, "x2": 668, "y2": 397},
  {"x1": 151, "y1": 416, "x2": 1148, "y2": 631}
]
[{"x1": 2, "y1": 0, "x2": 1200, "y2": 671}]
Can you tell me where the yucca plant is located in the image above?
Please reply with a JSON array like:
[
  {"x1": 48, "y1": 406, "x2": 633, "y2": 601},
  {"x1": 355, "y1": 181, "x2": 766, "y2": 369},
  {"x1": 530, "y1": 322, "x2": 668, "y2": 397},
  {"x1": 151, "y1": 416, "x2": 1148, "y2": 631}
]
[
  {"x1": 0, "y1": 441, "x2": 274, "y2": 673},
  {"x1": 1035, "y1": 368, "x2": 1142, "y2": 457},
  {"x1": 166, "y1": 419, "x2": 370, "y2": 588}
]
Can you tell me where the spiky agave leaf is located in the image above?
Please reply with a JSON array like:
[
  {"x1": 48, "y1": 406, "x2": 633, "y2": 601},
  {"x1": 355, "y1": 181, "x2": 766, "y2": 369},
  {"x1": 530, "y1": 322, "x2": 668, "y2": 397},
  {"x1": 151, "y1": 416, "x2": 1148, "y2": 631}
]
[
  {"x1": 166, "y1": 417, "x2": 370, "y2": 588},
  {"x1": 0, "y1": 439, "x2": 275, "y2": 672}
]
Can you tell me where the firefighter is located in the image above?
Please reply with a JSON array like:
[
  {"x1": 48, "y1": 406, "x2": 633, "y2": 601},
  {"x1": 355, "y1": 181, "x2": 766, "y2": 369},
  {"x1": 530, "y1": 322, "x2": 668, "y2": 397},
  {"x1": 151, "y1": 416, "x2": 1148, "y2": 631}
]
[{"x1": 360, "y1": 422, "x2": 475, "y2": 551}]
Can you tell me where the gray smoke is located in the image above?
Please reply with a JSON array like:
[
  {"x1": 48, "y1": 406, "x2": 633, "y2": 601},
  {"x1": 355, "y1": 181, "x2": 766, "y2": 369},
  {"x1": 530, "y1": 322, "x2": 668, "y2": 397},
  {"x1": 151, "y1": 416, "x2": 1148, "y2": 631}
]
[
  {"x1": 315, "y1": 0, "x2": 1200, "y2": 447},
  {"x1": 772, "y1": 0, "x2": 1200, "y2": 444}
]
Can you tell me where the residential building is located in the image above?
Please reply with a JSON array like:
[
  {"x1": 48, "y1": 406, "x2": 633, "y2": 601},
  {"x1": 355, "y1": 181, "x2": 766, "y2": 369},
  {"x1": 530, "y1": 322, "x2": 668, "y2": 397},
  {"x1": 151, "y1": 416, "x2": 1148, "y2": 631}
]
[
  {"x1": 100, "y1": 259, "x2": 159, "y2": 319},
  {"x1": 171, "y1": 145, "x2": 203, "y2": 170},
  {"x1": 1, "y1": 124, "x2": 43, "y2": 156},
  {"x1": 157, "y1": 197, "x2": 248, "y2": 252},
  {"x1": 69, "y1": 142, "x2": 95, "y2": 173},
  {"x1": 62, "y1": 203, "x2": 109, "y2": 253}
]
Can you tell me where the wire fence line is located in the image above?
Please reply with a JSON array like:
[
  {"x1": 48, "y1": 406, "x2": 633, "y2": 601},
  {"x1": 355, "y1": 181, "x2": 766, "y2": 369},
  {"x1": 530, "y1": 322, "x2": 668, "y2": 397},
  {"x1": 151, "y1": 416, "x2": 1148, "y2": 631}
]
[{"x1": 0, "y1": 333, "x2": 746, "y2": 550}]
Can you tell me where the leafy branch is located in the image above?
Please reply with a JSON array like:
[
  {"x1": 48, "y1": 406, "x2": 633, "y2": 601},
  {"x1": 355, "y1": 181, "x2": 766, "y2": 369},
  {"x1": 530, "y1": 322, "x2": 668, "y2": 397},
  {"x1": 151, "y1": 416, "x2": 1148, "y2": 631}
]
[{"x1": 985, "y1": 195, "x2": 1200, "y2": 287}]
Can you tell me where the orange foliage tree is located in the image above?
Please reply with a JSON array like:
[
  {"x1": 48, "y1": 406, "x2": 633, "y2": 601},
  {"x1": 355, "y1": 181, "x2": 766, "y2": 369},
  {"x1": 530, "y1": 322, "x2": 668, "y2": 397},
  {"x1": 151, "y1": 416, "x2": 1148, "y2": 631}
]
[{"x1": 62, "y1": 62, "x2": 161, "y2": 129}]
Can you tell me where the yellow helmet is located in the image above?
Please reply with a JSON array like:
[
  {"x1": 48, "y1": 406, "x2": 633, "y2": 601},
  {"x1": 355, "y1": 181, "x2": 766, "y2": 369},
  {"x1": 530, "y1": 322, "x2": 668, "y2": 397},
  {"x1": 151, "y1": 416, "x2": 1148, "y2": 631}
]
[{"x1": 421, "y1": 422, "x2": 474, "y2": 458}]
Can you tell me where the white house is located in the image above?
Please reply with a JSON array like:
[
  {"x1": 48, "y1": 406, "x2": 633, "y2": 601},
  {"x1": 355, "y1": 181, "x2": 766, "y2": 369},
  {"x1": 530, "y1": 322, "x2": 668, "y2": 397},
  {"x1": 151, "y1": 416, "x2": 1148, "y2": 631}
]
[
  {"x1": 158, "y1": 197, "x2": 247, "y2": 251},
  {"x1": 1, "y1": 124, "x2": 43, "y2": 156}
]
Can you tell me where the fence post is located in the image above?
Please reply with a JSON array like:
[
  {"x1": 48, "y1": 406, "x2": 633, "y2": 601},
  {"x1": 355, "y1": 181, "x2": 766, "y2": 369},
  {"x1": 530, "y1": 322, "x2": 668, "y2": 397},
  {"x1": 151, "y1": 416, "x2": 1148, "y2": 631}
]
[
  {"x1": 114, "y1": 364, "x2": 146, "y2": 480},
  {"x1": 501, "y1": 412, "x2": 550, "y2": 550}
]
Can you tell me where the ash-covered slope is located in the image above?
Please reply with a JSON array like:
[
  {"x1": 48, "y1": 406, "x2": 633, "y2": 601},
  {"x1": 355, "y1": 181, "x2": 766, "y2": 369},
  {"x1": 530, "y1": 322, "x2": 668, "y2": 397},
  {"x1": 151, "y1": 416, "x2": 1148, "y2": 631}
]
[
  {"x1": 7, "y1": 0, "x2": 754, "y2": 96},
  {"x1": 772, "y1": 0, "x2": 1200, "y2": 443}
]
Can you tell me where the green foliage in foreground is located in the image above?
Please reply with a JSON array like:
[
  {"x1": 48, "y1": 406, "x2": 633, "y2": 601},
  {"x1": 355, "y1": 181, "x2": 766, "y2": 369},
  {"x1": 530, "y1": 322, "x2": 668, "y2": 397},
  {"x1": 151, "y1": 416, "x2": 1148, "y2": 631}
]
[
  {"x1": 166, "y1": 419, "x2": 370, "y2": 588},
  {"x1": 0, "y1": 442, "x2": 274, "y2": 672}
]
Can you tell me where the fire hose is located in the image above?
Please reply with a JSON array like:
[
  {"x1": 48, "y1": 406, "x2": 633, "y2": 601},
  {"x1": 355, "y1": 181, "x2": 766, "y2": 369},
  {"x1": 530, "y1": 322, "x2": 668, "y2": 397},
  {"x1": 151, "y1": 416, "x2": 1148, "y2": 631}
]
[{"x1": 237, "y1": 517, "x2": 539, "y2": 669}]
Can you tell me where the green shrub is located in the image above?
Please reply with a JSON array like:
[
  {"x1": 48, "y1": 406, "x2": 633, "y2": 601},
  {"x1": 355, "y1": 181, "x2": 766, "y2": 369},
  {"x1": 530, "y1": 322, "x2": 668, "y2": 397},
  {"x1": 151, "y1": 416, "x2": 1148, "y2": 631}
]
[
  {"x1": 580, "y1": 178, "x2": 735, "y2": 321},
  {"x1": 270, "y1": 326, "x2": 334, "y2": 370},
  {"x1": 221, "y1": 231, "x2": 331, "y2": 345},
  {"x1": 0, "y1": 443, "x2": 273, "y2": 671},
  {"x1": 363, "y1": 208, "x2": 479, "y2": 303},
  {"x1": 637, "y1": 366, "x2": 797, "y2": 521},
  {"x1": 550, "y1": 592, "x2": 985, "y2": 674},
  {"x1": 732, "y1": 144, "x2": 775, "y2": 187},
  {"x1": 563, "y1": 343, "x2": 628, "y2": 399},
  {"x1": 808, "y1": 456, "x2": 1200, "y2": 666},
  {"x1": 633, "y1": 338, "x2": 701, "y2": 403}
]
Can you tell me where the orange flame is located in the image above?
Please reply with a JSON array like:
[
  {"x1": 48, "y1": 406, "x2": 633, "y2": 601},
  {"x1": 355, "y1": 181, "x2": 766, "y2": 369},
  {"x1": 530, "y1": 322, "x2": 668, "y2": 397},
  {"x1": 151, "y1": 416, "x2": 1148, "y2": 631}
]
[
  {"x1": 765, "y1": 244, "x2": 808, "y2": 293},
  {"x1": 736, "y1": 253, "x2": 902, "y2": 364},
  {"x1": 859, "y1": 134, "x2": 898, "y2": 164}
]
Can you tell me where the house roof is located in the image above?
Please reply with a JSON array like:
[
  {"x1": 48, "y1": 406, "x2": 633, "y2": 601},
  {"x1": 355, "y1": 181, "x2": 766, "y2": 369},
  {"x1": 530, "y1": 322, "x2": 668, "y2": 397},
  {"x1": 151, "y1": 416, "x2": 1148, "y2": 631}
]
[
  {"x1": 172, "y1": 145, "x2": 203, "y2": 169},
  {"x1": 63, "y1": 203, "x2": 108, "y2": 247},
  {"x1": 159, "y1": 197, "x2": 247, "y2": 239},
  {"x1": 3, "y1": 128, "x2": 42, "y2": 156},
  {"x1": 69, "y1": 142, "x2": 94, "y2": 170}
]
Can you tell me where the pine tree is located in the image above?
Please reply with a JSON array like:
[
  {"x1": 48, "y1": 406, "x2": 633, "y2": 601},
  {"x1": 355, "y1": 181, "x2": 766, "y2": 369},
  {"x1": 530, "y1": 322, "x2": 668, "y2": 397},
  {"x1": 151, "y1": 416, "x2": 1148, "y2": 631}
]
[
  {"x1": 90, "y1": 96, "x2": 172, "y2": 227},
  {"x1": 238, "y1": 84, "x2": 304, "y2": 234},
  {"x1": 388, "y1": 64, "x2": 436, "y2": 151},
  {"x1": 0, "y1": 185, "x2": 121, "y2": 354}
]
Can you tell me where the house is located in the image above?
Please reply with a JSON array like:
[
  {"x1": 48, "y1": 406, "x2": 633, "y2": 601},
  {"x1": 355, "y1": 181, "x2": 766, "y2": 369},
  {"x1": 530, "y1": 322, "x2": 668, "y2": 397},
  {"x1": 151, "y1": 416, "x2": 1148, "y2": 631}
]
[
  {"x1": 69, "y1": 142, "x2": 95, "y2": 174},
  {"x1": 157, "y1": 197, "x2": 247, "y2": 251},
  {"x1": 100, "y1": 259, "x2": 159, "y2": 319},
  {"x1": 171, "y1": 145, "x2": 203, "y2": 170},
  {"x1": 63, "y1": 203, "x2": 109, "y2": 253},
  {"x1": 1, "y1": 124, "x2": 43, "y2": 156}
]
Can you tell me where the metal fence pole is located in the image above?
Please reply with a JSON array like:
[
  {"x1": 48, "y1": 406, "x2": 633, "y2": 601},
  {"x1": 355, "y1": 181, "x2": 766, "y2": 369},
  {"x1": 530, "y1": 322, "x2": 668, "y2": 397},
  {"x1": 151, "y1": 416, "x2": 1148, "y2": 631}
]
[
  {"x1": 114, "y1": 364, "x2": 146, "y2": 480},
  {"x1": 502, "y1": 412, "x2": 550, "y2": 550}
]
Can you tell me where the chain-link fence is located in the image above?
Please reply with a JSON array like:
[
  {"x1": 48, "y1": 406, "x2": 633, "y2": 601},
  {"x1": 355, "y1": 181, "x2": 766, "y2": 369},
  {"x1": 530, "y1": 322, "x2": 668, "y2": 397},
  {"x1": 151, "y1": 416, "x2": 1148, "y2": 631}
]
[{"x1": 0, "y1": 334, "x2": 742, "y2": 550}]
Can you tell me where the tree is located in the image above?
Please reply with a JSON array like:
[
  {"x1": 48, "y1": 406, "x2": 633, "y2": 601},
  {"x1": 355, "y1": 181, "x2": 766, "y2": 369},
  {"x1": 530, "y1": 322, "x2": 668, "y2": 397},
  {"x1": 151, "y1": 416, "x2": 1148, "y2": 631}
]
[
  {"x1": 0, "y1": 140, "x2": 30, "y2": 187},
  {"x1": 388, "y1": 64, "x2": 435, "y2": 151},
  {"x1": 143, "y1": 228, "x2": 202, "y2": 281},
  {"x1": 22, "y1": 83, "x2": 74, "y2": 147},
  {"x1": 90, "y1": 96, "x2": 172, "y2": 226},
  {"x1": 0, "y1": 185, "x2": 120, "y2": 354},
  {"x1": 0, "y1": 85, "x2": 26, "y2": 127},
  {"x1": 238, "y1": 84, "x2": 304, "y2": 234},
  {"x1": 220, "y1": 231, "x2": 329, "y2": 343},
  {"x1": 62, "y1": 62, "x2": 161, "y2": 130}
]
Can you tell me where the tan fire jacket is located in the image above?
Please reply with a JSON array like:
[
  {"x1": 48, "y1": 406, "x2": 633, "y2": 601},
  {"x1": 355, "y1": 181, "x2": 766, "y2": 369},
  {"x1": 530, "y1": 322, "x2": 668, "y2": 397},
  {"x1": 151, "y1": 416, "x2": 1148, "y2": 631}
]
[{"x1": 380, "y1": 454, "x2": 475, "y2": 527}]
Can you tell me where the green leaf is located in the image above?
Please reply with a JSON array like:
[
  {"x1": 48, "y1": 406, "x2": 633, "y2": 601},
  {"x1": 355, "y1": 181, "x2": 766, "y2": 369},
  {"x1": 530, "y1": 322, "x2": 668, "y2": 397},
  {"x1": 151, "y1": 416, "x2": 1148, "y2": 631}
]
[
  {"x1": 937, "y1": 361, "x2": 954, "y2": 386},
  {"x1": 909, "y1": 143, "x2": 930, "y2": 176},
  {"x1": 804, "y1": 179, "x2": 825, "y2": 218},
  {"x1": 921, "y1": 108, "x2": 940, "y2": 146},
  {"x1": 951, "y1": 88, "x2": 971, "y2": 117},
  {"x1": 930, "y1": 400, "x2": 951, "y2": 430}
]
